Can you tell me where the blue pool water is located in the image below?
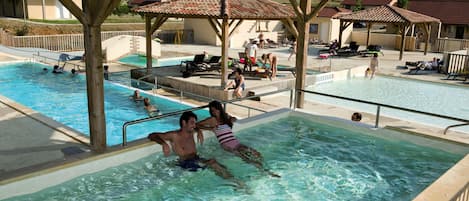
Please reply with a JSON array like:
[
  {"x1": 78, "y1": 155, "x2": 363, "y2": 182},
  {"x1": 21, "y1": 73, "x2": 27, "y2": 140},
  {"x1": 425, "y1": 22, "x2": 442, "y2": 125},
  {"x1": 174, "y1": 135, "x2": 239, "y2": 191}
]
[
  {"x1": 7, "y1": 115, "x2": 467, "y2": 200},
  {"x1": 118, "y1": 54, "x2": 193, "y2": 68},
  {"x1": 0, "y1": 62, "x2": 209, "y2": 145},
  {"x1": 307, "y1": 76, "x2": 469, "y2": 133}
]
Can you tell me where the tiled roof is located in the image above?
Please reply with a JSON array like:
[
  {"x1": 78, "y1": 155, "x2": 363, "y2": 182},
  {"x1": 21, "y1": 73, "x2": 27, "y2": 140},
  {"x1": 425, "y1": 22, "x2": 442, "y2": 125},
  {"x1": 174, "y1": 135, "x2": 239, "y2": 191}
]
[
  {"x1": 133, "y1": 0, "x2": 295, "y2": 20},
  {"x1": 342, "y1": 0, "x2": 394, "y2": 6},
  {"x1": 317, "y1": 7, "x2": 351, "y2": 18},
  {"x1": 338, "y1": 5, "x2": 440, "y2": 24},
  {"x1": 408, "y1": 0, "x2": 469, "y2": 25}
]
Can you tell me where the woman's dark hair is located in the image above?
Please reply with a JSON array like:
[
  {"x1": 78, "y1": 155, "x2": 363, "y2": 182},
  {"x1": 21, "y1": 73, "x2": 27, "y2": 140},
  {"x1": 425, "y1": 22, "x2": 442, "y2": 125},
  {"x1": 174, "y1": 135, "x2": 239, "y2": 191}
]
[
  {"x1": 208, "y1": 100, "x2": 233, "y2": 128},
  {"x1": 180, "y1": 111, "x2": 197, "y2": 128},
  {"x1": 373, "y1": 53, "x2": 378, "y2": 57},
  {"x1": 235, "y1": 68, "x2": 243, "y2": 75}
]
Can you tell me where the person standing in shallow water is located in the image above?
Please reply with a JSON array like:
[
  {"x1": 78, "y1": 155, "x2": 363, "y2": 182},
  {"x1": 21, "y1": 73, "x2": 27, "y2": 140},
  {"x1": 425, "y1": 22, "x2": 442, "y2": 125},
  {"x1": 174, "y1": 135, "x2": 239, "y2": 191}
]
[{"x1": 369, "y1": 53, "x2": 379, "y2": 79}]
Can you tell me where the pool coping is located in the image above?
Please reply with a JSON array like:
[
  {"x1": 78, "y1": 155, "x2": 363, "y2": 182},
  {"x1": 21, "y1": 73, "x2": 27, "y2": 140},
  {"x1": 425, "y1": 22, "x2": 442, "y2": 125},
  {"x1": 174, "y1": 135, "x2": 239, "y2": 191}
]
[
  {"x1": 0, "y1": 94, "x2": 90, "y2": 146},
  {"x1": 1, "y1": 108, "x2": 468, "y2": 200}
]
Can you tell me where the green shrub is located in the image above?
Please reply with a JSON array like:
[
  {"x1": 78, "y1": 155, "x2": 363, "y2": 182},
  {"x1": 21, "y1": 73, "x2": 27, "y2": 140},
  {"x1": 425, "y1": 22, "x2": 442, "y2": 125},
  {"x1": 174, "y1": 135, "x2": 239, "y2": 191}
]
[{"x1": 15, "y1": 25, "x2": 29, "y2": 36}]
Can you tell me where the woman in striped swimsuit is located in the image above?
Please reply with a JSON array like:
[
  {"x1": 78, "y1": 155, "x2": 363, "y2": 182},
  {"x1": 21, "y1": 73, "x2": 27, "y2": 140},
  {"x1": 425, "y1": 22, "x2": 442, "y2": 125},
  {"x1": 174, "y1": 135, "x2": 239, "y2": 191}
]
[{"x1": 196, "y1": 101, "x2": 279, "y2": 177}]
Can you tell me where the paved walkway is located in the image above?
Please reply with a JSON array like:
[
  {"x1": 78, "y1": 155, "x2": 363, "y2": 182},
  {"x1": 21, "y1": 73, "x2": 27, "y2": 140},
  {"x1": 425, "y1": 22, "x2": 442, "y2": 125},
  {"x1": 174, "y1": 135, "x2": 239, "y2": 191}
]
[{"x1": 0, "y1": 43, "x2": 467, "y2": 183}]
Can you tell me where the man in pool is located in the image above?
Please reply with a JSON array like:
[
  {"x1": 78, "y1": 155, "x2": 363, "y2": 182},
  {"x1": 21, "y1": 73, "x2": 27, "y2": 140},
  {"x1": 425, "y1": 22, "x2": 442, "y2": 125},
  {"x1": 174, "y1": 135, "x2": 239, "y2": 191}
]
[{"x1": 148, "y1": 111, "x2": 236, "y2": 180}]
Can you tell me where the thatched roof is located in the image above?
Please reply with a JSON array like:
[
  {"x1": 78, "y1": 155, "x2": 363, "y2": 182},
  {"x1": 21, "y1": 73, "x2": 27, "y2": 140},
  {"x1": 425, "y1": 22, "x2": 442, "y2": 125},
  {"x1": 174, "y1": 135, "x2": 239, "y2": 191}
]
[
  {"x1": 133, "y1": 0, "x2": 295, "y2": 20},
  {"x1": 338, "y1": 5, "x2": 440, "y2": 24}
]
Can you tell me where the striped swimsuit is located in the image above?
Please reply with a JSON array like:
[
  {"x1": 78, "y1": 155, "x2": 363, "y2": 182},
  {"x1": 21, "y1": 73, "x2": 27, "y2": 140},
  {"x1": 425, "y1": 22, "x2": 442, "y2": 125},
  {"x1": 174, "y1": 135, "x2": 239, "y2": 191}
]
[{"x1": 214, "y1": 124, "x2": 240, "y2": 150}]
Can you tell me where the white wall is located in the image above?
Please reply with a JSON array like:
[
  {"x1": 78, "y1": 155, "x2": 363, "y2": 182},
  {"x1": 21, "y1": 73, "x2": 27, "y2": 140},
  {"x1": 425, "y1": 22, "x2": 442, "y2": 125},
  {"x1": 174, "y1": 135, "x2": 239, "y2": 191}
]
[
  {"x1": 184, "y1": 19, "x2": 283, "y2": 48},
  {"x1": 102, "y1": 35, "x2": 161, "y2": 61}
]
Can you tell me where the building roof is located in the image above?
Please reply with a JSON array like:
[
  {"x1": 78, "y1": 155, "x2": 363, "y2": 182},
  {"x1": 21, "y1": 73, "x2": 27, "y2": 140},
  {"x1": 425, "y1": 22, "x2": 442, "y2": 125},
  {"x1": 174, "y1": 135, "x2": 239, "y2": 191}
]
[
  {"x1": 132, "y1": 0, "x2": 295, "y2": 20},
  {"x1": 341, "y1": 0, "x2": 394, "y2": 6},
  {"x1": 338, "y1": 5, "x2": 440, "y2": 24},
  {"x1": 408, "y1": 0, "x2": 469, "y2": 25},
  {"x1": 317, "y1": 7, "x2": 351, "y2": 18},
  {"x1": 129, "y1": 0, "x2": 160, "y2": 6}
]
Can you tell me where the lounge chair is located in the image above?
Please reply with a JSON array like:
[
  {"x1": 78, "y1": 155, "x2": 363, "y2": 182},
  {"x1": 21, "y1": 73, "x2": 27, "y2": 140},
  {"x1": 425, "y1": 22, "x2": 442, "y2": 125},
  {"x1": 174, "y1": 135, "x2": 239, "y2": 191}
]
[
  {"x1": 203, "y1": 56, "x2": 222, "y2": 72},
  {"x1": 181, "y1": 54, "x2": 205, "y2": 73},
  {"x1": 359, "y1": 45, "x2": 384, "y2": 57}
]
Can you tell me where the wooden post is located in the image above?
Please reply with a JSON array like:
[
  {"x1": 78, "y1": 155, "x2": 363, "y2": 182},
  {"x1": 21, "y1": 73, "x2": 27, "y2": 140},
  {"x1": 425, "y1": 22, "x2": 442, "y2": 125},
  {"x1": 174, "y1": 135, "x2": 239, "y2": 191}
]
[
  {"x1": 83, "y1": 24, "x2": 106, "y2": 152},
  {"x1": 145, "y1": 15, "x2": 152, "y2": 74},
  {"x1": 221, "y1": 17, "x2": 229, "y2": 88},
  {"x1": 399, "y1": 25, "x2": 408, "y2": 61},
  {"x1": 366, "y1": 23, "x2": 372, "y2": 47},
  {"x1": 339, "y1": 20, "x2": 344, "y2": 48},
  {"x1": 59, "y1": 0, "x2": 121, "y2": 152},
  {"x1": 294, "y1": 0, "x2": 312, "y2": 108},
  {"x1": 424, "y1": 23, "x2": 431, "y2": 55}
]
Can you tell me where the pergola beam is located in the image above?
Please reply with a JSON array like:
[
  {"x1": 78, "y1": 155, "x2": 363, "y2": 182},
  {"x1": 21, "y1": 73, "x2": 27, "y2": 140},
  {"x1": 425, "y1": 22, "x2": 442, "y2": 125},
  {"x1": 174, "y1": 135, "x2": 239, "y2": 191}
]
[
  {"x1": 207, "y1": 18, "x2": 223, "y2": 40},
  {"x1": 338, "y1": 20, "x2": 352, "y2": 47},
  {"x1": 281, "y1": 18, "x2": 299, "y2": 39},
  {"x1": 229, "y1": 19, "x2": 244, "y2": 38},
  {"x1": 399, "y1": 24, "x2": 410, "y2": 60}
]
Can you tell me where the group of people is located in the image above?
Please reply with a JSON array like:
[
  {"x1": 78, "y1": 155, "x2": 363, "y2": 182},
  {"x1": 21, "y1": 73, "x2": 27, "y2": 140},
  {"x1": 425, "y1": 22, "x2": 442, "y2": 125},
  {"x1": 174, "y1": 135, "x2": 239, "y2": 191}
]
[
  {"x1": 131, "y1": 90, "x2": 161, "y2": 116},
  {"x1": 243, "y1": 36, "x2": 279, "y2": 79},
  {"x1": 148, "y1": 101, "x2": 279, "y2": 185}
]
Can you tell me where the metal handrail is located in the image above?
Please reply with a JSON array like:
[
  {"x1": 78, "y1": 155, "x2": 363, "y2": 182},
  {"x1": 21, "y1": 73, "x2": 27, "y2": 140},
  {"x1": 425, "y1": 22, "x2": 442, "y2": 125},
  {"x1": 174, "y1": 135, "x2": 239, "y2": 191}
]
[
  {"x1": 122, "y1": 88, "x2": 294, "y2": 146},
  {"x1": 299, "y1": 89, "x2": 469, "y2": 130},
  {"x1": 32, "y1": 54, "x2": 85, "y2": 71}
]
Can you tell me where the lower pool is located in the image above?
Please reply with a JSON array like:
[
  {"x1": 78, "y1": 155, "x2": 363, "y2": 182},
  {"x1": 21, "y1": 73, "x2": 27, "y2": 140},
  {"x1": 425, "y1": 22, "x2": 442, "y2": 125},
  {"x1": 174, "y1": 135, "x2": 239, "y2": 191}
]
[
  {"x1": 118, "y1": 54, "x2": 193, "y2": 68},
  {"x1": 306, "y1": 76, "x2": 469, "y2": 133},
  {"x1": 0, "y1": 62, "x2": 209, "y2": 145},
  {"x1": 6, "y1": 112, "x2": 467, "y2": 200}
]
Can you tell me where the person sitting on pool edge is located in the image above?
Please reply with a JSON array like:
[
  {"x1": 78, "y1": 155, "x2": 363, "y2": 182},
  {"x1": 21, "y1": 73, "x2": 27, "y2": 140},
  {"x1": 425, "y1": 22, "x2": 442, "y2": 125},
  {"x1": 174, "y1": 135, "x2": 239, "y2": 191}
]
[
  {"x1": 224, "y1": 68, "x2": 245, "y2": 99},
  {"x1": 196, "y1": 100, "x2": 280, "y2": 177},
  {"x1": 147, "y1": 111, "x2": 241, "y2": 184},
  {"x1": 131, "y1": 90, "x2": 144, "y2": 102},
  {"x1": 143, "y1": 97, "x2": 161, "y2": 116}
]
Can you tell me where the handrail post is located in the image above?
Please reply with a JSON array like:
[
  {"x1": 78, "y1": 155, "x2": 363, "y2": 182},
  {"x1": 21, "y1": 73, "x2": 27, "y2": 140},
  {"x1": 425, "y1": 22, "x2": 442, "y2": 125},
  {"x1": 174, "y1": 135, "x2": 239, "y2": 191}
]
[
  {"x1": 122, "y1": 124, "x2": 128, "y2": 146},
  {"x1": 375, "y1": 105, "x2": 381, "y2": 128},
  {"x1": 289, "y1": 88, "x2": 294, "y2": 109},
  {"x1": 180, "y1": 91, "x2": 183, "y2": 102},
  {"x1": 248, "y1": 108, "x2": 251, "y2": 118}
]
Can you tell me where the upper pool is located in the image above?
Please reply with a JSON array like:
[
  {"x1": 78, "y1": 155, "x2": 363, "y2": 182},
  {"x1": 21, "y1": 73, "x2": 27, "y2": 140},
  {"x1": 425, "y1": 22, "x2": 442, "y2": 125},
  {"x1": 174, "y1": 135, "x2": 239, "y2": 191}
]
[
  {"x1": 118, "y1": 54, "x2": 193, "y2": 68},
  {"x1": 306, "y1": 76, "x2": 469, "y2": 133},
  {"x1": 5, "y1": 112, "x2": 467, "y2": 200},
  {"x1": 0, "y1": 62, "x2": 209, "y2": 145}
]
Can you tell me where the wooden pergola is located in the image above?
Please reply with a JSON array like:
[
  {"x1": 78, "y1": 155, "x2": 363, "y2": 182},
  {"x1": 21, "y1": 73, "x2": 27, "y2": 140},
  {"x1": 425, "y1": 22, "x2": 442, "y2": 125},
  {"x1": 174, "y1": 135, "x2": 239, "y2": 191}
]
[
  {"x1": 54, "y1": 0, "x2": 330, "y2": 152},
  {"x1": 337, "y1": 5, "x2": 440, "y2": 60},
  {"x1": 133, "y1": 0, "x2": 295, "y2": 87}
]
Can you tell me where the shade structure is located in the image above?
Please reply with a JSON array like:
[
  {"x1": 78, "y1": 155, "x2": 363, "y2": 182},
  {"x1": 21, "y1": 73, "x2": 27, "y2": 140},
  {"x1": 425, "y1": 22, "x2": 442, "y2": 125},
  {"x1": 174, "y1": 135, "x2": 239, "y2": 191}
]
[
  {"x1": 133, "y1": 0, "x2": 295, "y2": 89},
  {"x1": 337, "y1": 5, "x2": 441, "y2": 60},
  {"x1": 133, "y1": 0, "x2": 295, "y2": 20}
]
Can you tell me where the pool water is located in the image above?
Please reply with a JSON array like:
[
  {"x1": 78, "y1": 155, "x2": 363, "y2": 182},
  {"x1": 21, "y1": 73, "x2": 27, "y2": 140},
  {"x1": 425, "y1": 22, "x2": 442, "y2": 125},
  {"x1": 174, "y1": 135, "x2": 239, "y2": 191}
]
[
  {"x1": 118, "y1": 54, "x2": 193, "y2": 68},
  {"x1": 0, "y1": 62, "x2": 209, "y2": 145},
  {"x1": 7, "y1": 115, "x2": 466, "y2": 200},
  {"x1": 307, "y1": 76, "x2": 469, "y2": 133}
]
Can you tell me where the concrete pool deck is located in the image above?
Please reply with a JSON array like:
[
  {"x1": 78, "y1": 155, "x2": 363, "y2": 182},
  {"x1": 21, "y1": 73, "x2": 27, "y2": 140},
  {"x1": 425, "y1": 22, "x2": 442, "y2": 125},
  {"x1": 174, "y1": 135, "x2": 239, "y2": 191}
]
[{"x1": 0, "y1": 44, "x2": 468, "y2": 197}]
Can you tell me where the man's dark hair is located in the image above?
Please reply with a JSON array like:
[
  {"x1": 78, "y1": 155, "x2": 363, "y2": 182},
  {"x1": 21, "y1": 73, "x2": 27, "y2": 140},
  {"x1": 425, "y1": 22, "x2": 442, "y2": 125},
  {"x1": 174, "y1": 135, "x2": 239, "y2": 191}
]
[{"x1": 180, "y1": 111, "x2": 197, "y2": 128}]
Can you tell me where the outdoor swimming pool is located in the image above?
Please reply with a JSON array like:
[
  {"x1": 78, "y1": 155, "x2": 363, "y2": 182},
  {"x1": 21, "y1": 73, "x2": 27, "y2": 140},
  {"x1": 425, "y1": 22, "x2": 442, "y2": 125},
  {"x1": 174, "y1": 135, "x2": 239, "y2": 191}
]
[
  {"x1": 5, "y1": 112, "x2": 467, "y2": 200},
  {"x1": 0, "y1": 62, "x2": 209, "y2": 145},
  {"x1": 306, "y1": 76, "x2": 469, "y2": 133},
  {"x1": 118, "y1": 54, "x2": 193, "y2": 68}
]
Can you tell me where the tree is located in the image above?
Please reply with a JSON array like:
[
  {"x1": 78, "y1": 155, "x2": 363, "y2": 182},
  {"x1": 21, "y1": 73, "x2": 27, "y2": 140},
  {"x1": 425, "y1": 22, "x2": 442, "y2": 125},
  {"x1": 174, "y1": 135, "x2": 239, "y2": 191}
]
[
  {"x1": 353, "y1": 0, "x2": 362, "y2": 12},
  {"x1": 397, "y1": 0, "x2": 408, "y2": 9}
]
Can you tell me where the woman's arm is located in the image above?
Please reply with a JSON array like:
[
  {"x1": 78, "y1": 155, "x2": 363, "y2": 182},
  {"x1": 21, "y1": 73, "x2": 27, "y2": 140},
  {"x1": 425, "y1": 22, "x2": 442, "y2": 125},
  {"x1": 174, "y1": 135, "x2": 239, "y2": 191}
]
[{"x1": 196, "y1": 117, "x2": 217, "y2": 130}]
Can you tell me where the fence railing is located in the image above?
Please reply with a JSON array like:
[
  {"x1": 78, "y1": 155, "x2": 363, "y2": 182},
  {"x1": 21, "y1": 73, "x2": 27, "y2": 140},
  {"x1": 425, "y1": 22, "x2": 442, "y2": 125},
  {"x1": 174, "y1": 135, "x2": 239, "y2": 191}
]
[
  {"x1": 297, "y1": 89, "x2": 469, "y2": 132},
  {"x1": 450, "y1": 182, "x2": 469, "y2": 201},
  {"x1": 433, "y1": 38, "x2": 469, "y2": 53},
  {"x1": 445, "y1": 53, "x2": 469, "y2": 74},
  {"x1": 0, "y1": 29, "x2": 194, "y2": 51}
]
